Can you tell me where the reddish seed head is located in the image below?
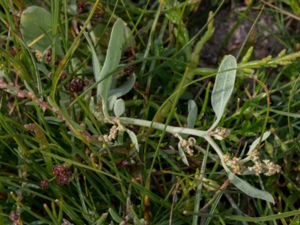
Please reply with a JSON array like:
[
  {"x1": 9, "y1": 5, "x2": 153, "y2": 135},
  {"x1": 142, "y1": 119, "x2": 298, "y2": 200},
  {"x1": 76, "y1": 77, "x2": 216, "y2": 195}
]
[
  {"x1": 56, "y1": 175, "x2": 69, "y2": 185},
  {"x1": 117, "y1": 160, "x2": 130, "y2": 168},
  {"x1": 77, "y1": 1, "x2": 86, "y2": 14},
  {"x1": 9, "y1": 211, "x2": 19, "y2": 222},
  {"x1": 60, "y1": 71, "x2": 68, "y2": 81},
  {"x1": 52, "y1": 165, "x2": 72, "y2": 185},
  {"x1": 40, "y1": 180, "x2": 49, "y2": 189},
  {"x1": 10, "y1": 47, "x2": 17, "y2": 56},
  {"x1": 45, "y1": 48, "x2": 52, "y2": 64},
  {"x1": 52, "y1": 165, "x2": 66, "y2": 176},
  {"x1": 67, "y1": 77, "x2": 85, "y2": 93}
]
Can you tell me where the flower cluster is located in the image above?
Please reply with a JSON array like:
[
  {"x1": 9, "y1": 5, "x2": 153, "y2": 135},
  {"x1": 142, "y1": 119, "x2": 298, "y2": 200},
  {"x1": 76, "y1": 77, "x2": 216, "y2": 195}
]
[
  {"x1": 98, "y1": 121, "x2": 124, "y2": 143},
  {"x1": 249, "y1": 159, "x2": 281, "y2": 176},
  {"x1": 177, "y1": 135, "x2": 196, "y2": 156},
  {"x1": 224, "y1": 149, "x2": 281, "y2": 176},
  {"x1": 223, "y1": 155, "x2": 242, "y2": 174},
  {"x1": 209, "y1": 127, "x2": 230, "y2": 140}
]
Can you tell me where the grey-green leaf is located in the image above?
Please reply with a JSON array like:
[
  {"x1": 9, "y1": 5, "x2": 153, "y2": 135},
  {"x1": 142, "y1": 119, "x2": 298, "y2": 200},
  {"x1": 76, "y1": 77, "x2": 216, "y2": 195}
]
[
  {"x1": 222, "y1": 157, "x2": 274, "y2": 203},
  {"x1": 108, "y1": 95, "x2": 118, "y2": 111},
  {"x1": 227, "y1": 170, "x2": 275, "y2": 203},
  {"x1": 84, "y1": 32, "x2": 102, "y2": 91},
  {"x1": 97, "y1": 19, "x2": 127, "y2": 108},
  {"x1": 210, "y1": 55, "x2": 237, "y2": 130},
  {"x1": 108, "y1": 208, "x2": 122, "y2": 223},
  {"x1": 113, "y1": 98, "x2": 125, "y2": 117},
  {"x1": 178, "y1": 143, "x2": 189, "y2": 166},
  {"x1": 109, "y1": 73, "x2": 136, "y2": 99},
  {"x1": 187, "y1": 100, "x2": 198, "y2": 128},
  {"x1": 126, "y1": 129, "x2": 139, "y2": 152},
  {"x1": 96, "y1": 212, "x2": 108, "y2": 225},
  {"x1": 248, "y1": 131, "x2": 271, "y2": 154},
  {"x1": 20, "y1": 6, "x2": 61, "y2": 54}
]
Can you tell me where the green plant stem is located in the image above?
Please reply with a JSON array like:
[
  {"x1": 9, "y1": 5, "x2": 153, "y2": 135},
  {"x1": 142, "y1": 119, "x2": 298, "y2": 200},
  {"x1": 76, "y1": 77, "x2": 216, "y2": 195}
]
[
  {"x1": 140, "y1": 2, "x2": 162, "y2": 75},
  {"x1": 191, "y1": 50, "x2": 300, "y2": 77},
  {"x1": 226, "y1": 209, "x2": 300, "y2": 222}
]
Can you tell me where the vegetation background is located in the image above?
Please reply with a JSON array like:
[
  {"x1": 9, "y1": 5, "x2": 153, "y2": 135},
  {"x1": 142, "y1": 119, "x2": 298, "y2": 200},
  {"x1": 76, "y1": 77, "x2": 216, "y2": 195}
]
[{"x1": 0, "y1": 0, "x2": 300, "y2": 224}]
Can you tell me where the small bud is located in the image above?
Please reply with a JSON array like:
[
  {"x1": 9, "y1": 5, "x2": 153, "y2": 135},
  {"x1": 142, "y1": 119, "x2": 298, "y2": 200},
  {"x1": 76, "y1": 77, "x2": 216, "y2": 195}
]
[
  {"x1": 60, "y1": 71, "x2": 68, "y2": 81},
  {"x1": 40, "y1": 180, "x2": 50, "y2": 189},
  {"x1": 34, "y1": 50, "x2": 43, "y2": 61}
]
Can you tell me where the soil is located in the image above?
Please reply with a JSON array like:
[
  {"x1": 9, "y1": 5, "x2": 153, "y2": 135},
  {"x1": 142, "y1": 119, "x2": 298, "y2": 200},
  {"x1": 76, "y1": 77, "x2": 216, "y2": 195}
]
[{"x1": 195, "y1": 3, "x2": 286, "y2": 66}]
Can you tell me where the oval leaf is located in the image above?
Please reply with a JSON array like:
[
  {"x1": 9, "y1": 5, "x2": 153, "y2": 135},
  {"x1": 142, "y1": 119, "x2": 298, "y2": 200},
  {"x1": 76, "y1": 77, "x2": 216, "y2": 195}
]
[
  {"x1": 113, "y1": 98, "x2": 125, "y2": 117},
  {"x1": 210, "y1": 55, "x2": 237, "y2": 130},
  {"x1": 126, "y1": 129, "x2": 139, "y2": 152},
  {"x1": 187, "y1": 99, "x2": 198, "y2": 128},
  {"x1": 20, "y1": 6, "x2": 62, "y2": 53},
  {"x1": 97, "y1": 19, "x2": 127, "y2": 107}
]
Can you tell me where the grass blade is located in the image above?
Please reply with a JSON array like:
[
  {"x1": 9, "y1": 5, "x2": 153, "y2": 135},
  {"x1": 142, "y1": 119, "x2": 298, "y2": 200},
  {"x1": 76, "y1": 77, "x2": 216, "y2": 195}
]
[{"x1": 226, "y1": 210, "x2": 300, "y2": 222}]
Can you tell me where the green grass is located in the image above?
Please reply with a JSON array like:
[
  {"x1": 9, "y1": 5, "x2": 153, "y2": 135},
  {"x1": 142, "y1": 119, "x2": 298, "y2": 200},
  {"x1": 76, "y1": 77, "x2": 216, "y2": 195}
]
[{"x1": 0, "y1": 0, "x2": 300, "y2": 224}]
